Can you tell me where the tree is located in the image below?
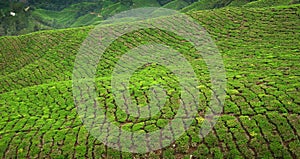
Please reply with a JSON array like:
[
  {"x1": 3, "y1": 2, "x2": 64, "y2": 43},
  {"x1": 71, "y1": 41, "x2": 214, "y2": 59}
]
[
  {"x1": 157, "y1": 0, "x2": 173, "y2": 5},
  {"x1": 120, "y1": 0, "x2": 133, "y2": 7},
  {"x1": 10, "y1": 1, "x2": 25, "y2": 12},
  {"x1": 33, "y1": 24, "x2": 39, "y2": 32},
  {"x1": 0, "y1": 26, "x2": 5, "y2": 36},
  {"x1": 290, "y1": 0, "x2": 300, "y2": 4},
  {"x1": 183, "y1": 0, "x2": 199, "y2": 4}
]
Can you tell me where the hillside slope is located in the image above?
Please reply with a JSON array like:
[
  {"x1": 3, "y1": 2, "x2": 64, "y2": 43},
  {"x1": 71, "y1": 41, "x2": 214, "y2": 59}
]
[
  {"x1": 0, "y1": 0, "x2": 196, "y2": 36},
  {"x1": 244, "y1": 0, "x2": 296, "y2": 7},
  {"x1": 181, "y1": 0, "x2": 299, "y2": 12},
  {"x1": 1, "y1": 4, "x2": 300, "y2": 158}
]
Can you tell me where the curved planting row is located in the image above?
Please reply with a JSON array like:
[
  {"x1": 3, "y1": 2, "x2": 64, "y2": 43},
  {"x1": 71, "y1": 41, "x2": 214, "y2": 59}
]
[{"x1": 0, "y1": 5, "x2": 299, "y2": 158}]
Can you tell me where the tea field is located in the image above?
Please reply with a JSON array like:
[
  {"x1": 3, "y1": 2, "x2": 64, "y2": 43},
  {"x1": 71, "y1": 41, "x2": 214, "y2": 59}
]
[{"x1": 0, "y1": 4, "x2": 300, "y2": 158}]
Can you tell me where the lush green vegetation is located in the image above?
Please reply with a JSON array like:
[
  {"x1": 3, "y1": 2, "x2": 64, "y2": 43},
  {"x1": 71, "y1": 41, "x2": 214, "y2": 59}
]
[
  {"x1": 244, "y1": 0, "x2": 298, "y2": 7},
  {"x1": 4, "y1": 0, "x2": 299, "y2": 36},
  {"x1": 0, "y1": 0, "x2": 199, "y2": 36},
  {"x1": 163, "y1": 0, "x2": 190, "y2": 10},
  {"x1": 0, "y1": 1, "x2": 300, "y2": 159},
  {"x1": 180, "y1": 0, "x2": 299, "y2": 12}
]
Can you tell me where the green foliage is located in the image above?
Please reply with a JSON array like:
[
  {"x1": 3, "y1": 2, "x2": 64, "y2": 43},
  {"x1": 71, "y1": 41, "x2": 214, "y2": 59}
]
[
  {"x1": 180, "y1": 0, "x2": 296, "y2": 12},
  {"x1": 0, "y1": 4, "x2": 300, "y2": 158},
  {"x1": 244, "y1": 0, "x2": 296, "y2": 7},
  {"x1": 0, "y1": 0, "x2": 193, "y2": 36},
  {"x1": 163, "y1": 0, "x2": 190, "y2": 10},
  {"x1": 181, "y1": 0, "x2": 239, "y2": 12}
]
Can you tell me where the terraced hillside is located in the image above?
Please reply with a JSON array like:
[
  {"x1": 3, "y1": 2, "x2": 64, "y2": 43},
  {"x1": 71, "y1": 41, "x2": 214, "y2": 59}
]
[
  {"x1": 0, "y1": 0, "x2": 197, "y2": 36},
  {"x1": 180, "y1": 0, "x2": 299, "y2": 12},
  {"x1": 1, "y1": 4, "x2": 300, "y2": 158}
]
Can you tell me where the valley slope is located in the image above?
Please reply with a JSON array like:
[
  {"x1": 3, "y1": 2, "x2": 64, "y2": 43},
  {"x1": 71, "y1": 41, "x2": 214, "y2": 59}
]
[{"x1": 0, "y1": 4, "x2": 300, "y2": 158}]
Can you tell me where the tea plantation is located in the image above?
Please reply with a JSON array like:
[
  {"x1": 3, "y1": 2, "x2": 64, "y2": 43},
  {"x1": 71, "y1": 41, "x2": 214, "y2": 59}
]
[{"x1": 0, "y1": 4, "x2": 300, "y2": 158}]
